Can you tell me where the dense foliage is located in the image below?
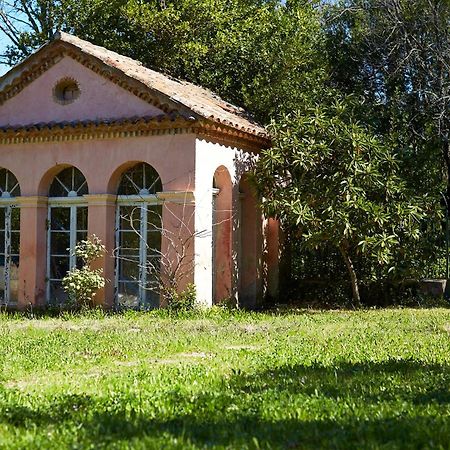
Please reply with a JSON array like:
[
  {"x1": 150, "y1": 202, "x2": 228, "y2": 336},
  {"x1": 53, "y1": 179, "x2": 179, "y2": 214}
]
[
  {"x1": 256, "y1": 97, "x2": 428, "y2": 304},
  {"x1": 62, "y1": 235, "x2": 106, "y2": 306},
  {"x1": 325, "y1": 0, "x2": 450, "y2": 201},
  {"x1": 0, "y1": 0, "x2": 324, "y2": 123}
]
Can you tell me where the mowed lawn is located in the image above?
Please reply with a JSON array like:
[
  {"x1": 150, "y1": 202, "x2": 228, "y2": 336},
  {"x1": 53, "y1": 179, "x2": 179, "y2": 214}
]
[{"x1": 0, "y1": 308, "x2": 449, "y2": 449}]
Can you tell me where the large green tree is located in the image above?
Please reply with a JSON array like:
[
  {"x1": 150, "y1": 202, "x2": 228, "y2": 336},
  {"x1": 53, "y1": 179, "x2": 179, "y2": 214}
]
[
  {"x1": 325, "y1": 0, "x2": 450, "y2": 203},
  {"x1": 255, "y1": 96, "x2": 427, "y2": 304},
  {"x1": 0, "y1": 0, "x2": 325, "y2": 123}
]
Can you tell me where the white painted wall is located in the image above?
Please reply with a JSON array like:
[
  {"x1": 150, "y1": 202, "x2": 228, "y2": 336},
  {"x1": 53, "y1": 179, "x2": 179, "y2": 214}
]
[{"x1": 193, "y1": 138, "x2": 257, "y2": 306}]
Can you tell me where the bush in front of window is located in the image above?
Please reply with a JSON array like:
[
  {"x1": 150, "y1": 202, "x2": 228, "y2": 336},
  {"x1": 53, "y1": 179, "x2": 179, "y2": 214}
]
[
  {"x1": 165, "y1": 283, "x2": 197, "y2": 312},
  {"x1": 62, "y1": 235, "x2": 106, "y2": 307}
]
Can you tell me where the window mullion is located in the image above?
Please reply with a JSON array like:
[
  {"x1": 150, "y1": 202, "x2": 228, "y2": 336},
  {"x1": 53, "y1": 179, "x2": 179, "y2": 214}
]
[
  {"x1": 4, "y1": 206, "x2": 11, "y2": 303},
  {"x1": 69, "y1": 206, "x2": 77, "y2": 270},
  {"x1": 46, "y1": 206, "x2": 51, "y2": 302},
  {"x1": 139, "y1": 205, "x2": 147, "y2": 306},
  {"x1": 114, "y1": 205, "x2": 120, "y2": 307}
]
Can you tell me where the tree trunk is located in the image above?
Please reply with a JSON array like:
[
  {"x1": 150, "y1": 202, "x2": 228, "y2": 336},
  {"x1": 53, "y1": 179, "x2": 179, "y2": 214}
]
[{"x1": 338, "y1": 243, "x2": 361, "y2": 307}]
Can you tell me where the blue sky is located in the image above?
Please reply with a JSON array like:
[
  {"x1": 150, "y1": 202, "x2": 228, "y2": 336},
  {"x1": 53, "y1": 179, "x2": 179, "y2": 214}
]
[{"x1": 0, "y1": 35, "x2": 10, "y2": 76}]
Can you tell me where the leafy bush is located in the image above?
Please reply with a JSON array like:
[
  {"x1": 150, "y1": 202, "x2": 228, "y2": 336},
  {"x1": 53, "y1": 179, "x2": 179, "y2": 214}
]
[
  {"x1": 165, "y1": 283, "x2": 197, "y2": 311},
  {"x1": 62, "y1": 235, "x2": 106, "y2": 307}
]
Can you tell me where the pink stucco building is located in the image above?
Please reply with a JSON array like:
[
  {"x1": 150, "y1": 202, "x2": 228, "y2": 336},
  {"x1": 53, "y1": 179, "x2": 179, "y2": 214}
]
[{"x1": 0, "y1": 32, "x2": 279, "y2": 309}]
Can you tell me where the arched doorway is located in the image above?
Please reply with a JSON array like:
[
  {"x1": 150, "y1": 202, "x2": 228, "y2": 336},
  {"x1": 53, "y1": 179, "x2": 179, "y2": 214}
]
[
  {"x1": 0, "y1": 168, "x2": 20, "y2": 306},
  {"x1": 115, "y1": 162, "x2": 162, "y2": 309},
  {"x1": 47, "y1": 166, "x2": 88, "y2": 304},
  {"x1": 238, "y1": 174, "x2": 262, "y2": 308},
  {"x1": 212, "y1": 166, "x2": 232, "y2": 303}
]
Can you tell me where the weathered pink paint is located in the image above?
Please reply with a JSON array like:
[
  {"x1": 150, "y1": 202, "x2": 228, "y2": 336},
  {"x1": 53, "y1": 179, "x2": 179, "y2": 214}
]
[
  {"x1": 0, "y1": 134, "x2": 196, "y2": 197},
  {"x1": 0, "y1": 133, "x2": 196, "y2": 306},
  {"x1": 0, "y1": 53, "x2": 278, "y2": 308},
  {"x1": 213, "y1": 166, "x2": 233, "y2": 303},
  {"x1": 86, "y1": 194, "x2": 116, "y2": 307},
  {"x1": 17, "y1": 198, "x2": 47, "y2": 307},
  {"x1": 0, "y1": 57, "x2": 163, "y2": 127}
]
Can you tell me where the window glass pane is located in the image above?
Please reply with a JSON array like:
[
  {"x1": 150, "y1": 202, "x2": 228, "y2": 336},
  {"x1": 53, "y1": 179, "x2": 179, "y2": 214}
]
[
  {"x1": 51, "y1": 232, "x2": 70, "y2": 255},
  {"x1": 145, "y1": 256, "x2": 160, "y2": 274},
  {"x1": 119, "y1": 231, "x2": 141, "y2": 254},
  {"x1": 0, "y1": 208, "x2": 5, "y2": 230},
  {"x1": 49, "y1": 281, "x2": 68, "y2": 305},
  {"x1": 74, "y1": 170, "x2": 88, "y2": 196},
  {"x1": 77, "y1": 231, "x2": 87, "y2": 243},
  {"x1": 118, "y1": 163, "x2": 161, "y2": 195},
  {"x1": 119, "y1": 258, "x2": 140, "y2": 282},
  {"x1": 0, "y1": 169, "x2": 20, "y2": 197},
  {"x1": 49, "y1": 167, "x2": 88, "y2": 197},
  {"x1": 77, "y1": 207, "x2": 88, "y2": 231},
  {"x1": 10, "y1": 256, "x2": 19, "y2": 270},
  {"x1": 119, "y1": 206, "x2": 141, "y2": 230},
  {"x1": 49, "y1": 172, "x2": 70, "y2": 197},
  {"x1": 0, "y1": 231, "x2": 5, "y2": 254},
  {"x1": 118, "y1": 174, "x2": 138, "y2": 195},
  {"x1": 147, "y1": 205, "x2": 162, "y2": 231},
  {"x1": 50, "y1": 256, "x2": 70, "y2": 280},
  {"x1": 147, "y1": 231, "x2": 161, "y2": 255},
  {"x1": 10, "y1": 207, "x2": 20, "y2": 231},
  {"x1": 117, "y1": 282, "x2": 139, "y2": 308},
  {"x1": 144, "y1": 165, "x2": 162, "y2": 193},
  {"x1": 51, "y1": 208, "x2": 71, "y2": 231},
  {"x1": 9, "y1": 182, "x2": 20, "y2": 197},
  {"x1": 11, "y1": 231, "x2": 19, "y2": 255},
  {"x1": 119, "y1": 248, "x2": 140, "y2": 259}
]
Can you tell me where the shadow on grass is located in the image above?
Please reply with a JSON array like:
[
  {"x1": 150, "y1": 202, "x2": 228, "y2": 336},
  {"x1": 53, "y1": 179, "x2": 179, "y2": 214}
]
[
  {"x1": 1, "y1": 360, "x2": 450, "y2": 448},
  {"x1": 231, "y1": 359, "x2": 450, "y2": 404}
]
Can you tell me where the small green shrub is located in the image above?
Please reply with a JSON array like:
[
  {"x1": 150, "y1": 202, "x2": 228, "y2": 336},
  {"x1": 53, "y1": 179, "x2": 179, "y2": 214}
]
[
  {"x1": 62, "y1": 235, "x2": 106, "y2": 307},
  {"x1": 165, "y1": 283, "x2": 197, "y2": 311}
]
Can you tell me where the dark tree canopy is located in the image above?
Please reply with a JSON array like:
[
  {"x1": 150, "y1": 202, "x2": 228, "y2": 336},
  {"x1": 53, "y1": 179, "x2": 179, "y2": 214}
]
[{"x1": 0, "y1": 0, "x2": 325, "y2": 124}]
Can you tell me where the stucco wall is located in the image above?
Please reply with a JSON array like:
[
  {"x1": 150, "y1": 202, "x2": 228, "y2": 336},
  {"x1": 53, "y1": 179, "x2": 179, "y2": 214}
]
[
  {"x1": 0, "y1": 133, "x2": 195, "y2": 196},
  {"x1": 194, "y1": 138, "x2": 263, "y2": 306},
  {"x1": 0, "y1": 133, "x2": 196, "y2": 306},
  {"x1": 0, "y1": 56, "x2": 163, "y2": 127}
]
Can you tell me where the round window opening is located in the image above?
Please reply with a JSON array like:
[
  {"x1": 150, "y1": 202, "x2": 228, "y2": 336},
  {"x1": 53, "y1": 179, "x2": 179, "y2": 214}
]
[{"x1": 53, "y1": 78, "x2": 80, "y2": 105}]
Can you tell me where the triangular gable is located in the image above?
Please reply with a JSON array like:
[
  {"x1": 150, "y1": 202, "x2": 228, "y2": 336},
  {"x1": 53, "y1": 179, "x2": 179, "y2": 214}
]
[
  {"x1": 0, "y1": 33, "x2": 270, "y2": 152},
  {"x1": 0, "y1": 56, "x2": 165, "y2": 127}
]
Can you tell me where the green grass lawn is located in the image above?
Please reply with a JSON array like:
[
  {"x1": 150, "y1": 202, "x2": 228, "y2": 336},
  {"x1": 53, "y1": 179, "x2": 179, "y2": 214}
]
[{"x1": 0, "y1": 308, "x2": 449, "y2": 449}]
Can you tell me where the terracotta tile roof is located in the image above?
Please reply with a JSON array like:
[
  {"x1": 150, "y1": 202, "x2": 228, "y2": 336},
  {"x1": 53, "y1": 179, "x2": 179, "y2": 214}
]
[{"x1": 0, "y1": 32, "x2": 268, "y2": 140}]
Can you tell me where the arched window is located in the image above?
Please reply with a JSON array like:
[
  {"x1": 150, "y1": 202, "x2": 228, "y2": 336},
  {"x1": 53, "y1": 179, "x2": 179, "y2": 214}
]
[
  {"x1": 49, "y1": 166, "x2": 88, "y2": 197},
  {"x1": 0, "y1": 169, "x2": 20, "y2": 306},
  {"x1": 115, "y1": 163, "x2": 162, "y2": 309},
  {"x1": 117, "y1": 163, "x2": 162, "y2": 195},
  {"x1": 47, "y1": 167, "x2": 88, "y2": 304}
]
